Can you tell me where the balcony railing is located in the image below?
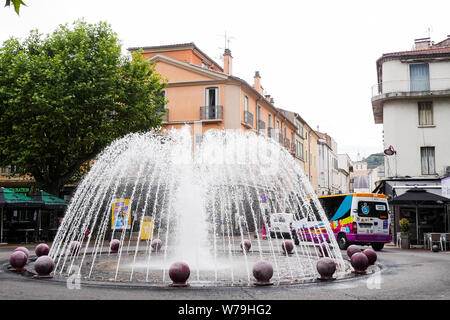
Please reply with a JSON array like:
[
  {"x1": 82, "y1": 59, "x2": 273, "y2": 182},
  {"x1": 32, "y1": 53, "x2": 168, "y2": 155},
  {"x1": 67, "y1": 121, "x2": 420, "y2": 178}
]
[
  {"x1": 200, "y1": 105, "x2": 223, "y2": 121},
  {"x1": 371, "y1": 78, "x2": 450, "y2": 98},
  {"x1": 243, "y1": 111, "x2": 254, "y2": 127}
]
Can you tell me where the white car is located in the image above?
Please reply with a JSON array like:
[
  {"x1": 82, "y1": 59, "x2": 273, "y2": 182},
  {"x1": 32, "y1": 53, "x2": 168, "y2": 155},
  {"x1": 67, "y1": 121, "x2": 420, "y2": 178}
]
[{"x1": 269, "y1": 213, "x2": 294, "y2": 239}]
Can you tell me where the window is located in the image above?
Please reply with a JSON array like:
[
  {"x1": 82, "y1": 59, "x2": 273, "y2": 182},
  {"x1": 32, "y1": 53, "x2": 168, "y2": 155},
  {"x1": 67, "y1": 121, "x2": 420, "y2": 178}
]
[
  {"x1": 205, "y1": 87, "x2": 218, "y2": 106},
  {"x1": 421, "y1": 146, "x2": 435, "y2": 175},
  {"x1": 205, "y1": 87, "x2": 218, "y2": 119},
  {"x1": 410, "y1": 63, "x2": 429, "y2": 91},
  {"x1": 1, "y1": 167, "x2": 7, "y2": 175},
  {"x1": 418, "y1": 101, "x2": 433, "y2": 126},
  {"x1": 297, "y1": 141, "x2": 304, "y2": 159},
  {"x1": 257, "y1": 105, "x2": 261, "y2": 129},
  {"x1": 244, "y1": 96, "x2": 248, "y2": 112}
]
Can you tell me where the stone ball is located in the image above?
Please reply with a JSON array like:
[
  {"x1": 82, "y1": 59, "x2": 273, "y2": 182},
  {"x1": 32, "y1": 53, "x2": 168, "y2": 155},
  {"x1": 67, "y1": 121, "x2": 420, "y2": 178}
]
[
  {"x1": 347, "y1": 244, "x2": 361, "y2": 258},
  {"x1": 432, "y1": 245, "x2": 440, "y2": 252},
  {"x1": 151, "y1": 239, "x2": 162, "y2": 252},
  {"x1": 240, "y1": 240, "x2": 252, "y2": 253},
  {"x1": 282, "y1": 240, "x2": 294, "y2": 254},
  {"x1": 350, "y1": 252, "x2": 369, "y2": 274},
  {"x1": 35, "y1": 243, "x2": 50, "y2": 257},
  {"x1": 316, "y1": 257, "x2": 337, "y2": 280},
  {"x1": 169, "y1": 262, "x2": 190, "y2": 286},
  {"x1": 10, "y1": 251, "x2": 27, "y2": 270},
  {"x1": 110, "y1": 239, "x2": 120, "y2": 253},
  {"x1": 34, "y1": 256, "x2": 55, "y2": 277},
  {"x1": 362, "y1": 248, "x2": 377, "y2": 265},
  {"x1": 13, "y1": 246, "x2": 30, "y2": 259},
  {"x1": 252, "y1": 260, "x2": 274, "y2": 285},
  {"x1": 319, "y1": 243, "x2": 330, "y2": 257}
]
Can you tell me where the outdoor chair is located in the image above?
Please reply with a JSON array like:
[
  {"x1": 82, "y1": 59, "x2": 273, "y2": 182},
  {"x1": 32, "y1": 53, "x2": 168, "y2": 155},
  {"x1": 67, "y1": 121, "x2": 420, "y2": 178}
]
[
  {"x1": 429, "y1": 233, "x2": 443, "y2": 251},
  {"x1": 396, "y1": 232, "x2": 402, "y2": 248},
  {"x1": 441, "y1": 233, "x2": 450, "y2": 251}
]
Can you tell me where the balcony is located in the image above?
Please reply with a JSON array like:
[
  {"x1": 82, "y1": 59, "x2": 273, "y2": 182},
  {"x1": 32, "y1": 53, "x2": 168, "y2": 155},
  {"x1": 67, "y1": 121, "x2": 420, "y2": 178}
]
[
  {"x1": 243, "y1": 111, "x2": 254, "y2": 128},
  {"x1": 257, "y1": 120, "x2": 266, "y2": 135},
  {"x1": 200, "y1": 105, "x2": 223, "y2": 122},
  {"x1": 285, "y1": 138, "x2": 290, "y2": 150},
  {"x1": 371, "y1": 78, "x2": 450, "y2": 124},
  {"x1": 371, "y1": 78, "x2": 450, "y2": 98}
]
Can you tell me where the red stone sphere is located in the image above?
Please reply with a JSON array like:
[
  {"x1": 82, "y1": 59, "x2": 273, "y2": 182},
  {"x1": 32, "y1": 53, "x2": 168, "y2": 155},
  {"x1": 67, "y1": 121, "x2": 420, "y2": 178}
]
[
  {"x1": 350, "y1": 252, "x2": 369, "y2": 274},
  {"x1": 252, "y1": 260, "x2": 274, "y2": 285},
  {"x1": 70, "y1": 241, "x2": 81, "y2": 256},
  {"x1": 169, "y1": 262, "x2": 190, "y2": 287},
  {"x1": 319, "y1": 243, "x2": 330, "y2": 257},
  {"x1": 13, "y1": 246, "x2": 30, "y2": 259},
  {"x1": 10, "y1": 251, "x2": 27, "y2": 271},
  {"x1": 110, "y1": 239, "x2": 120, "y2": 253},
  {"x1": 35, "y1": 243, "x2": 50, "y2": 257},
  {"x1": 282, "y1": 240, "x2": 294, "y2": 254},
  {"x1": 316, "y1": 257, "x2": 336, "y2": 280},
  {"x1": 240, "y1": 240, "x2": 252, "y2": 253},
  {"x1": 34, "y1": 256, "x2": 55, "y2": 277},
  {"x1": 347, "y1": 244, "x2": 361, "y2": 258},
  {"x1": 362, "y1": 248, "x2": 377, "y2": 265},
  {"x1": 151, "y1": 239, "x2": 162, "y2": 252}
]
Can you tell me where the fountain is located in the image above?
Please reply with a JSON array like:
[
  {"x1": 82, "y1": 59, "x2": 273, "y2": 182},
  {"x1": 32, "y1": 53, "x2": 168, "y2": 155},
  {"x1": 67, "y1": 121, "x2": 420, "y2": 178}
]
[{"x1": 48, "y1": 126, "x2": 348, "y2": 286}]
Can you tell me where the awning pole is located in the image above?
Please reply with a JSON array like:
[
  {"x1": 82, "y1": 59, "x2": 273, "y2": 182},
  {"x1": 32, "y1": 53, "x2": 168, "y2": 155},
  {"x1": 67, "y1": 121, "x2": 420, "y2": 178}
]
[
  {"x1": 416, "y1": 205, "x2": 419, "y2": 245},
  {"x1": 1, "y1": 207, "x2": 3, "y2": 243}
]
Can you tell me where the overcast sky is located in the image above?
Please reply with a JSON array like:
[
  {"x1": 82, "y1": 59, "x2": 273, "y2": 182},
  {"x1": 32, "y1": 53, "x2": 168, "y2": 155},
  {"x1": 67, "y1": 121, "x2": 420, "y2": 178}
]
[{"x1": 2, "y1": 0, "x2": 450, "y2": 161}]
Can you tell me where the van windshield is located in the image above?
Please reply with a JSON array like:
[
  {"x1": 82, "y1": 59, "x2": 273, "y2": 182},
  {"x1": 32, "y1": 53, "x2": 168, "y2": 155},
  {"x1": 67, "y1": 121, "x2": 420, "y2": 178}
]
[{"x1": 358, "y1": 201, "x2": 388, "y2": 219}]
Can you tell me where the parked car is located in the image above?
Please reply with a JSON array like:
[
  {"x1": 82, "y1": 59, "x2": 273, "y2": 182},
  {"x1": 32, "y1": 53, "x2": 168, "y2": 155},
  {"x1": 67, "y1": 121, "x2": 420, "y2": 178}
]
[{"x1": 269, "y1": 213, "x2": 294, "y2": 239}]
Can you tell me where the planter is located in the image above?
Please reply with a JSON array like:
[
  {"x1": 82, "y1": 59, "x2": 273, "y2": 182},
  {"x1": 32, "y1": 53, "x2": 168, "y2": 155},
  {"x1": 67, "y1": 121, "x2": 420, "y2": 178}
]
[{"x1": 400, "y1": 234, "x2": 410, "y2": 249}]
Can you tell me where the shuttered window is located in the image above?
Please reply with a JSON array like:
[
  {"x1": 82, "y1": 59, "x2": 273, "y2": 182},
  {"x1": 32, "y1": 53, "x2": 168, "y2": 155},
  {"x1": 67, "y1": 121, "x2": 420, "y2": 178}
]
[
  {"x1": 418, "y1": 101, "x2": 433, "y2": 125},
  {"x1": 410, "y1": 63, "x2": 430, "y2": 91},
  {"x1": 421, "y1": 147, "x2": 435, "y2": 175}
]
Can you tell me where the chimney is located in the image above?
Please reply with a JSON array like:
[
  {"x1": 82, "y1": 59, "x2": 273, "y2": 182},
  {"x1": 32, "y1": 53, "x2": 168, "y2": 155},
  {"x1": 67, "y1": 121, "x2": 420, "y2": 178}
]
[
  {"x1": 223, "y1": 48, "x2": 232, "y2": 75},
  {"x1": 270, "y1": 97, "x2": 274, "y2": 105},
  {"x1": 253, "y1": 71, "x2": 263, "y2": 94},
  {"x1": 264, "y1": 94, "x2": 271, "y2": 102},
  {"x1": 414, "y1": 37, "x2": 431, "y2": 50}
]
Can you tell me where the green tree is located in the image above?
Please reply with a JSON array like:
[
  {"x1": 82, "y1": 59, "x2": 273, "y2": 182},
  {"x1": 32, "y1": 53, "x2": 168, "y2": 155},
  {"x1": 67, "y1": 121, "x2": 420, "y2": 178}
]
[
  {"x1": 4, "y1": 0, "x2": 26, "y2": 14},
  {"x1": 0, "y1": 20, "x2": 167, "y2": 195}
]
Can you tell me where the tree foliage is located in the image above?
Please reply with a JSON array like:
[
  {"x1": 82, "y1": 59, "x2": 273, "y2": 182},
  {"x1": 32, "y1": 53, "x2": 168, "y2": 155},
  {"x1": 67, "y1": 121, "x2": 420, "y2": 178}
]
[
  {"x1": 4, "y1": 0, "x2": 26, "y2": 14},
  {"x1": 0, "y1": 20, "x2": 167, "y2": 194}
]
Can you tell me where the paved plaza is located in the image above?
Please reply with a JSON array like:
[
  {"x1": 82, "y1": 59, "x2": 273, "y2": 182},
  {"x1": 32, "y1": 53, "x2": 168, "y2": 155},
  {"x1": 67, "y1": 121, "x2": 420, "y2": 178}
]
[{"x1": 0, "y1": 242, "x2": 449, "y2": 300}]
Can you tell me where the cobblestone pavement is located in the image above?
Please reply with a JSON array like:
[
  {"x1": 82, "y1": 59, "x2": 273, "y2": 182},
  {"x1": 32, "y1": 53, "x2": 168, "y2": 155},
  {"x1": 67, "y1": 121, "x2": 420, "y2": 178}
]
[{"x1": 0, "y1": 242, "x2": 449, "y2": 300}]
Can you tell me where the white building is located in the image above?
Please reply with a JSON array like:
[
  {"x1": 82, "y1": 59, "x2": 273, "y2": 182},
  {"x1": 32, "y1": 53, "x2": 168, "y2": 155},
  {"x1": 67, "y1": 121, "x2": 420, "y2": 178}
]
[
  {"x1": 316, "y1": 131, "x2": 339, "y2": 195},
  {"x1": 371, "y1": 36, "x2": 450, "y2": 245},
  {"x1": 337, "y1": 154, "x2": 352, "y2": 194}
]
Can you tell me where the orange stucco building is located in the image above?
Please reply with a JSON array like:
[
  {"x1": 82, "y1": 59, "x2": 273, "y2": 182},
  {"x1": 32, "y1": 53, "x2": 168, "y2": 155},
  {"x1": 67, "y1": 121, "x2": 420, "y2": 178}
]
[{"x1": 128, "y1": 43, "x2": 297, "y2": 152}]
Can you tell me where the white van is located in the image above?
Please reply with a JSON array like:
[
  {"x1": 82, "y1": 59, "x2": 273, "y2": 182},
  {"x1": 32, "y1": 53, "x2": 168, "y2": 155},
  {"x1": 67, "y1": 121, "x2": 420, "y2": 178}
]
[{"x1": 269, "y1": 213, "x2": 294, "y2": 239}]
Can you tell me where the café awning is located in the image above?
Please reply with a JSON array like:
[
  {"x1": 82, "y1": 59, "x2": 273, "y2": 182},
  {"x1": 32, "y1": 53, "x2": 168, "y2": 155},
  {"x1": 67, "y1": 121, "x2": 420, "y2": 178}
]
[
  {"x1": 29, "y1": 190, "x2": 67, "y2": 210},
  {"x1": 391, "y1": 188, "x2": 450, "y2": 204},
  {"x1": 0, "y1": 187, "x2": 42, "y2": 208}
]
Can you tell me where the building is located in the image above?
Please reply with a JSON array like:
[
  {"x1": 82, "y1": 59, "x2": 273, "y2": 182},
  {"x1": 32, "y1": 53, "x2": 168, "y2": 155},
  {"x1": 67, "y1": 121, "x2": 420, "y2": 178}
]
[
  {"x1": 278, "y1": 109, "x2": 319, "y2": 192},
  {"x1": 316, "y1": 131, "x2": 339, "y2": 195},
  {"x1": 337, "y1": 154, "x2": 352, "y2": 194},
  {"x1": 128, "y1": 43, "x2": 297, "y2": 152},
  {"x1": 371, "y1": 36, "x2": 450, "y2": 245},
  {"x1": 350, "y1": 161, "x2": 370, "y2": 193}
]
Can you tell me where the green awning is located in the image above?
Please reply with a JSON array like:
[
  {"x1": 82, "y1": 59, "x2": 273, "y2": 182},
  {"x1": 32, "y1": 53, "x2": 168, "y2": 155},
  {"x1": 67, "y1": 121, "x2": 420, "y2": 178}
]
[
  {"x1": 0, "y1": 187, "x2": 42, "y2": 208},
  {"x1": 29, "y1": 190, "x2": 67, "y2": 209}
]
